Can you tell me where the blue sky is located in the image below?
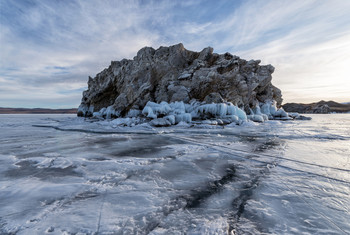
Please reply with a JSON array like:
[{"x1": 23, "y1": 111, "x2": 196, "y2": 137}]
[{"x1": 0, "y1": 0, "x2": 349, "y2": 108}]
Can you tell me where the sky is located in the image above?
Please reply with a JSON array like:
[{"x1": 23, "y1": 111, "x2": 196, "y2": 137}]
[{"x1": 0, "y1": 0, "x2": 349, "y2": 108}]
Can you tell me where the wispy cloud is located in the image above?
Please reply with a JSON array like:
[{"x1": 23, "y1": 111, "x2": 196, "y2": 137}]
[{"x1": 0, "y1": 0, "x2": 349, "y2": 108}]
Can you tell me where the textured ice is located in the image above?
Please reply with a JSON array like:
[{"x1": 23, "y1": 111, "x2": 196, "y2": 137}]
[
  {"x1": 140, "y1": 101, "x2": 250, "y2": 126},
  {"x1": 142, "y1": 101, "x2": 172, "y2": 118},
  {"x1": 224, "y1": 115, "x2": 240, "y2": 124},
  {"x1": 149, "y1": 117, "x2": 172, "y2": 127},
  {"x1": 235, "y1": 106, "x2": 247, "y2": 121},
  {"x1": 1, "y1": 114, "x2": 349, "y2": 234},
  {"x1": 164, "y1": 115, "x2": 176, "y2": 125},
  {"x1": 175, "y1": 113, "x2": 192, "y2": 124},
  {"x1": 247, "y1": 114, "x2": 265, "y2": 122},
  {"x1": 110, "y1": 117, "x2": 141, "y2": 127},
  {"x1": 142, "y1": 105, "x2": 157, "y2": 119},
  {"x1": 176, "y1": 121, "x2": 191, "y2": 127},
  {"x1": 92, "y1": 105, "x2": 119, "y2": 119},
  {"x1": 127, "y1": 109, "x2": 141, "y2": 117},
  {"x1": 169, "y1": 101, "x2": 186, "y2": 114}
]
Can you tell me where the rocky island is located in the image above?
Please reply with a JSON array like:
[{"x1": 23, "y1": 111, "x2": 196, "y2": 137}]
[{"x1": 78, "y1": 43, "x2": 299, "y2": 126}]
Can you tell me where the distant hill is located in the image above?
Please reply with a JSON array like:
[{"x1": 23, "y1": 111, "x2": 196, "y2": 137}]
[
  {"x1": 282, "y1": 101, "x2": 350, "y2": 114},
  {"x1": 0, "y1": 107, "x2": 77, "y2": 114}
]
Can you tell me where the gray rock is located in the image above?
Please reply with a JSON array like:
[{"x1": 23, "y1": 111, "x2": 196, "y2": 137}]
[
  {"x1": 313, "y1": 104, "x2": 330, "y2": 113},
  {"x1": 178, "y1": 73, "x2": 192, "y2": 80},
  {"x1": 204, "y1": 92, "x2": 224, "y2": 103},
  {"x1": 78, "y1": 43, "x2": 283, "y2": 117}
]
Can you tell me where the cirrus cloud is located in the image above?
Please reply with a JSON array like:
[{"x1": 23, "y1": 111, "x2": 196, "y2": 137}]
[{"x1": 0, "y1": 0, "x2": 349, "y2": 108}]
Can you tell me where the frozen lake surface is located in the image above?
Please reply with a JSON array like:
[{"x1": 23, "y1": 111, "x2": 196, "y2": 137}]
[{"x1": 0, "y1": 114, "x2": 349, "y2": 234}]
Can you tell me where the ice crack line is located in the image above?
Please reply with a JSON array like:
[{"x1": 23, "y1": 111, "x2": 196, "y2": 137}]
[
  {"x1": 184, "y1": 164, "x2": 237, "y2": 209},
  {"x1": 168, "y1": 134, "x2": 350, "y2": 173},
  {"x1": 167, "y1": 135, "x2": 350, "y2": 185},
  {"x1": 96, "y1": 190, "x2": 106, "y2": 234},
  {"x1": 32, "y1": 124, "x2": 159, "y2": 135},
  {"x1": 228, "y1": 166, "x2": 271, "y2": 234},
  {"x1": 134, "y1": 164, "x2": 238, "y2": 234}
]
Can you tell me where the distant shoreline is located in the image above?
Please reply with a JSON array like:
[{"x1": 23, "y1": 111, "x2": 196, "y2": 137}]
[
  {"x1": 0, "y1": 107, "x2": 77, "y2": 114},
  {"x1": 282, "y1": 100, "x2": 350, "y2": 114}
]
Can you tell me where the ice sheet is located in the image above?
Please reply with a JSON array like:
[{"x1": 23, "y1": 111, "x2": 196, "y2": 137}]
[{"x1": 0, "y1": 114, "x2": 349, "y2": 234}]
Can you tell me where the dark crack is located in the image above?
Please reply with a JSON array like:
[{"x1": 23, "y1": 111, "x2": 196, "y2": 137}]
[
  {"x1": 184, "y1": 164, "x2": 237, "y2": 209},
  {"x1": 143, "y1": 164, "x2": 237, "y2": 234},
  {"x1": 228, "y1": 165, "x2": 271, "y2": 234}
]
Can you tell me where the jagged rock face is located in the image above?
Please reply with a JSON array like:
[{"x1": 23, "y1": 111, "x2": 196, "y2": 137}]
[{"x1": 78, "y1": 43, "x2": 282, "y2": 117}]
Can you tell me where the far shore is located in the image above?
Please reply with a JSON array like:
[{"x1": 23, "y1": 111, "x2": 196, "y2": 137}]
[{"x1": 0, "y1": 107, "x2": 77, "y2": 114}]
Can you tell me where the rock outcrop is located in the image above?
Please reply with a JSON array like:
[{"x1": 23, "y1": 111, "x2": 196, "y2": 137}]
[{"x1": 78, "y1": 43, "x2": 284, "y2": 121}]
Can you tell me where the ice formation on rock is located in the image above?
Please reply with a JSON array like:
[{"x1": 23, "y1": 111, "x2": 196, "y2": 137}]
[{"x1": 89, "y1": 100, "x2": 292, "y2": 126}]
